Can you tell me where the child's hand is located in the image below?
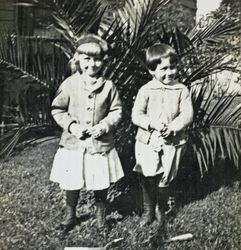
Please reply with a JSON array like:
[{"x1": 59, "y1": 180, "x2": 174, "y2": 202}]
[
  {"x1": 150, "y1": 120, "x2": 166, "y2": 132},
  {"x1": 86, "y1": 123, "x2": 107, "y2": 138},
  {"x1": 69, "y1": 123, "x2": 87, "y2": 139},
  {"x1": 160, "y1": 126, "x2": 173, "y2": 138}
]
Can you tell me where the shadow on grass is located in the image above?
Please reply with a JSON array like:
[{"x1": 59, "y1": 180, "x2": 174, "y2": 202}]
[
  {"x1": 106, "y1": 173, "x2": 142, "y2": 217},
  {"x1": 106, "y1": 155, "x2": 241, "y2": 222},
  {"x1": 174, "y1": 156, "x2": 241, "y2": 208}
]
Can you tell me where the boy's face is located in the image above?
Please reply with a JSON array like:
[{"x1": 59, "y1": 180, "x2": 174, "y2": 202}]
[
  {"x1": 149, "y1": 57, "x2": 177, "y2": 84},
  {"x1": 78, "y1": 53, "x2": 104, "y2": 77}
]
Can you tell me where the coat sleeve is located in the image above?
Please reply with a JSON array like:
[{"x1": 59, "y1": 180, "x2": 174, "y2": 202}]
[
  {"x1": 51, "y1": 80, "x2": 76, "y2": 131},
  {"x1": 99, "y1": 82, "x2": 122, "y2": 133},
  {"x1": 168, "y1": 86, "x2": 193, "y2": 132},
  {"x1": 131, "y1": 87, "x2": 151, "y2": 131}
]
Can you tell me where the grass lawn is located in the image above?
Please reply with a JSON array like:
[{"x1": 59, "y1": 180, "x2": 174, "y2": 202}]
[{"x1": 1, "y1": 138, "x2": 241, "y2": 250}]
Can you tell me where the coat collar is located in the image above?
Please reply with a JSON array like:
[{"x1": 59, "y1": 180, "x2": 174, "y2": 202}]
[
  {"x1": 147, "y1": 79, "x2": 185, "y2": 90},
  {"x1": 74, "y1": 71, "x2": 106, "y2": 93}
]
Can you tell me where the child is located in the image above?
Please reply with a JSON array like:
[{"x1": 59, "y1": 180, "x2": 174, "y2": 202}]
[
  {"x1": 132, "y1": 43, "x2": 193, "y2": 226},
  {"x1": 50, "y1": 34, "x2": 124, "y2": 229}
]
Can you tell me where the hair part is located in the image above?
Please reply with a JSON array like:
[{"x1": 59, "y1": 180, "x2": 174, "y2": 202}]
[{"x1": 146, "y1": 43, "x2": 178, "y2": 71}]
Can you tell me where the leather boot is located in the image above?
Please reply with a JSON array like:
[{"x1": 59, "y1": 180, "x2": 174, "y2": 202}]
[
  {"x1": 156, "y1": 187, "x2": 169, "y2": 227},
  {"x1": 140, "y1": 177, "x2": 157, "y2": 226},
  {"x1": 61, "y1": 190, "x2": 79, "y2": 230},
  {"x1": 140, "y1": 203, "x2": 156, "y2": 226},
  {"x1": 61, "y1": 205, "x2": 76, "y2": 228},
  {"x1": 95, "y1": 202, "x2": 106, "y2": 228},
  {"x1": 94, "y1": 189, "x2": 108, "y2": 228}
]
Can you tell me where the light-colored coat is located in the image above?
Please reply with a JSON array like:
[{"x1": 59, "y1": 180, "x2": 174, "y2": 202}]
[
  {"x1": 51, "y1": 71, "x2": 122, "y2": 153},
  {"x1": 132, "y1": 79, "x2": 193, "y2": 185},
  {"x1": 132, "y1": 79, "x2": 193, "y2": 146}
]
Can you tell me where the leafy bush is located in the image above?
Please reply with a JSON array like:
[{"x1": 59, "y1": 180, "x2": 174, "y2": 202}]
[{"x1": 0, "y1": 0, "x2": 240, "y2": 176}]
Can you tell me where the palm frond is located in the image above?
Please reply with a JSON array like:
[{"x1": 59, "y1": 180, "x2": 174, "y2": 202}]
[
  {"x1": 205, "y1": 93, "x2": 236, "y2": 125},
  {"x1": 51, "y1": 0, "x2": 104, "y2": 45},
  {"x1": 0, "y1": 124, "x2": 57, "y2": 158},
  {"x1": 183, "y1": 55, "x2": 233, "y2": 85},
  {"x1": 1, "y1": 0, "x2": 240, "y2": 178},
  {"x1": 190, "y1": 81, "x2": 241, "y2": 175},
  {"x1": 188, "y1": 13, "x2": 240, "y2": 46},
  {"x1": 0, "y1": 34, "x2": 67, "y2": 87},
  {"x1": 158, "y1": 26, "x2": 194, "y2": 56},
  {"x1": 192, "y1": 126, "x2": 241, "y2": 176},
  {"x1": 116, "y1": 0, "x2": 169, "y2": 44},
  {"x1": 0, "y1": 33, "x2": 69, "y2": 131}
]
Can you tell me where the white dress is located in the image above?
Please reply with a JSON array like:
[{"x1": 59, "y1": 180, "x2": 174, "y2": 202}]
[{"x1": 50, "y1": 147, "x2": 124, "y2": 190}]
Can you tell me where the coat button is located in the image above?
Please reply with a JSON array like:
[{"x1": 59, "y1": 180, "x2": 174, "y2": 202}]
[
  {"x1": 87, "y1": 107, "x2": 92, "y2": 111},
  {"x1": 86, "y1": 121, "x2": 91, "y2": 124},
  {"x1": 88, "y1": 94, "x2": 94, "y2": 99}
]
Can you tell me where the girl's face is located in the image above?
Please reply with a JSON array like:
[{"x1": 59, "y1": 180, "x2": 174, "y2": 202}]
[
  {"x1": 78, "y1": 53, "x2": 104, "y2": 77},
  {"x1": 150, "y1": 57, "x2": 177, "y2": 84}
]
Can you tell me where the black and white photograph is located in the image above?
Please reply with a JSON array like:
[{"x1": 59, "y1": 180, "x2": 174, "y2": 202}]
[{"x1": 0, "y1": 0, "x2": 240, "y2": 249}]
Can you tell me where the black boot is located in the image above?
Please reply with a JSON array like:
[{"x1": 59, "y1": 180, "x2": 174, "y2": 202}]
[
  {"x1": 140, "y1": 177, "x2": 157, "y2": 226},
  {"x1": 156, "y1": 187, "x2": 169, "y2": 227},
  {"x1": 94, "y1": 189, "x2": 108, "y2": 228},
  {"x1": 61, "y1": 205, "x2": 76, "y2": 228},
  {"x1": 61, "y1": 190, "x2": 79, "y2": 230}
]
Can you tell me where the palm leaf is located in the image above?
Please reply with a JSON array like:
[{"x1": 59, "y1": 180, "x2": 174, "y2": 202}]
[
  {"x1": 183, "y1": 55, "x2": 232, "y2": 85},
  {"x1": 189, "y1": 80, "x2": 241, "y2": 174},
  {"x1": 1, "y1": 0, "x2": 240, "y2": 179},
  {"x1": 158, "y1": 26, "x2": 194, "y2": 56},
  {"x1": 0, "y1": 33, "x2": 68, "y2": 131},
  {"x1": 191, "y1": 125, "x2": 241, "y2": 176},
  {"x1": 0, "y1": 128, "x2": 24, "y2": 158},
  {"x1": 0, "y1": 125, "x2": 57, "y2": 158},
  {"x1": 188, "y1": 13, "x2": 240, "y2": 46},
  {"x1": 116, "y1": 0, "x2": 169, "y2": 44}
]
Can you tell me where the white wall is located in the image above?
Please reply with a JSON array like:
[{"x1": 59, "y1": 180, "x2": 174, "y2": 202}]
[{"x1": 196, "y1": 0, "x2": 222, "y2": 21}]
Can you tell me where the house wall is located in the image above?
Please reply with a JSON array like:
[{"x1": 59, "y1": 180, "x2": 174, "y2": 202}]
[
  {"x1": 0, "y1": 0, "x2": 15, "y2": 31},
  {"x1": 0, "y1": 0, "x2": 197, "y2": 34}
]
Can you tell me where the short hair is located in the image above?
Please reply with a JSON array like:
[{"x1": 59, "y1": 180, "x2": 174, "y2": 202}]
[
  {"x1": 69, "y1": 34, "x2": 109, "y2": 73},
  {"x1": 146, "y1": 43, "x2": 178, "y2": 71}
]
